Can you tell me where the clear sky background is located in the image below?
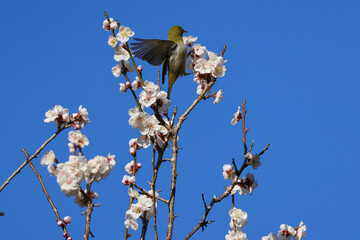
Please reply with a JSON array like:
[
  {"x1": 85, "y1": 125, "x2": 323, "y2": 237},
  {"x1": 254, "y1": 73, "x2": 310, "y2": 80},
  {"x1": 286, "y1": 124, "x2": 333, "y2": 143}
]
[{"x1": 0, "y1": 0, "x2": 359, "y2": 239}]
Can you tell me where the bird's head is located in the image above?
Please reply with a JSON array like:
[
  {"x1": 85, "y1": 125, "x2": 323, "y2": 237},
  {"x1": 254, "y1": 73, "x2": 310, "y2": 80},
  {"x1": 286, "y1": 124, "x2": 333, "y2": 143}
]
[{"x1": 168, "y1": 25, "x2": 187, "y2": 42}]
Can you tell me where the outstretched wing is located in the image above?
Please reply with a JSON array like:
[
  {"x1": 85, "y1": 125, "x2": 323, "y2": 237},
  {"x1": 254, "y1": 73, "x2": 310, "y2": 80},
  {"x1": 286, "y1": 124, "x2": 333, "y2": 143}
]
[{"x1": 131, "y1": 38, "x2": 177, "y2": 67}]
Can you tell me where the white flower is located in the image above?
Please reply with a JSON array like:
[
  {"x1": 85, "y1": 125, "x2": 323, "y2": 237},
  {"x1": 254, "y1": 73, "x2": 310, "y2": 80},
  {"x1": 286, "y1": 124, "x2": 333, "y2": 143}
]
[
  {"x1": 128, "y1": 188, "x2": 139, "y2": 199},
  {"x1": 44, "y1": 105, "x2": 70, "y2": 127},
  {"x1": 128, "y1": 206, "x2": 142, "y2": 219},
  {"x1": 119, "y1": 83, "x2": 127, "y2": 92},
  {"x1": 278, "y1": 224, "x2": 296, "y2": 240},
  {"x1": 125, "y1": 160, "x2": 141, "y2": 175},
  {"x1": 137, "y1": 195, "x2": 153, "y2": 212},
  {"x1": 194, "y1": 58, "x2": 212, "y2": 74},
  {"x1": 132, "y1": 77, "x2": 142, "y2": 90},
  {"x1": 140, "y1": 115, "x2": 161, "y2": 137},
  {"x1": 137, "y1": 135, "x2": 151, "y2": 149},
  {"x1": 223, "y1": 164, "x2": 233, "y2": 180},
  {"x1": 68, "y1": 131, "x2": 89, "y2": 148},
  {"x1": 68, "y1": 142, "x2": 76, "y2": 154},
  {"x1": 245, "y1": 152, "x2": 261, "y2": 169},
  {"x1": 128, "y1": 106, "x2": 149, "y2": 130},
  {"x1": 262, "y1": 233, "x2": 279, "y2": 240},
  {"x1": 71, "y1": 105, "x2": 90, "y2": 130},
  {"x1": 231, "y1": 106, "x2": 242, "y2": 125},
  {"x1": 88, "y1": 155, "x2": 115, "y2": 182},
  {"x1": 108, "y1": 36, "x2": 118, "y2": 47},
  {"x1": 107, "y1": 153, "x2": 116, "y2": 168},
  {"x1": 234, "y1": 173, "x2": 258, "y2": 196},
  {"x1": 122, "y1": 175, "x2": 136, "y2": 185},
  {"x1": 102, "y1": 18, "x2": 115, "y2": 31},
  {"x1": 294, "y1": 221, "x2": 306, "y2": 240},
  {"x1": 196, "y1": 83, "x2": 205, "y2": 95},
  {"x1": 211, "y1": 60, "x2": 226, "y2": 78},
  {"x1": 191, "y1": 43, "x2": 206, "y2": 58},
  {"x1": 183, "y1": 35, "x2": 197, "y2": 45},
  {"x1": 229, "y1": 208, "x2": 248, "y2": 230},
  {"x1": 117, "y1": 25, "x2": 135, "y2": 43},
  {"x1": 139, "y1": 89, "x2": 157, "y2": 108},
  {"x1": 213, "y1": 90, "x2": 223, "y2": 104},
  {"x1": 114, "y1": 45, "x2": 130, "y2": 62},
  {"x1": 112, "y1": 65, "x2": 121, "y2": 77},
  {"x1": 225, "y1": 230, "x2": 248, "y2": 240},
  {"x1": 41, "y1": 150, "x2": 56, "y2": 167},
  {"x1": 124, "y1": 212, "x2": 139, "y2": 231},
  {"x1": 110, "y1": 21, "x2": 118, "y2": 30}
]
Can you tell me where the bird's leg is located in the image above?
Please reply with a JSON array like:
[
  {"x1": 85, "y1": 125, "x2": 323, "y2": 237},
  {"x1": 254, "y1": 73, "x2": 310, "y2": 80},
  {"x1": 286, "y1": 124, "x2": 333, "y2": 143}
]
[{"x1": 184, "y1": 72, "x2": 194, "y2": 76}]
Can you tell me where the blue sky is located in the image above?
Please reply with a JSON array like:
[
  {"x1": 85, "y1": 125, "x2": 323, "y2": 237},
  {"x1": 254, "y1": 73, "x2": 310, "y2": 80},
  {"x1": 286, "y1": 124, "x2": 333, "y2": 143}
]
[{"x1": 0, "y1": 0, "x2": 359, "y2": 239}]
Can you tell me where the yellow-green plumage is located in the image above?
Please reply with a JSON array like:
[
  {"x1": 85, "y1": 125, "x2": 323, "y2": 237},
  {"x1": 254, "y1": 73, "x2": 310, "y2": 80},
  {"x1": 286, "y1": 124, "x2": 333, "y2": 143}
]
[{"x1": 131, "y1": 25, "x2": 187, "y2": 99}]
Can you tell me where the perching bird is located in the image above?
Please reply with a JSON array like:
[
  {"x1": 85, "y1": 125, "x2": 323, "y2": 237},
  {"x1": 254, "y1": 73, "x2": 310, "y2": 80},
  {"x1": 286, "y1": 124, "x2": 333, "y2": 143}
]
[{"x1": 131, "y1": 25, "x2": 188, "y2": 99}]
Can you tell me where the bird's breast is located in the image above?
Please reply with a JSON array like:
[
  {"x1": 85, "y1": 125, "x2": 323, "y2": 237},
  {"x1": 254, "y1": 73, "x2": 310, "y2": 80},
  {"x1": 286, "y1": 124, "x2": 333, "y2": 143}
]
[{"x1": 169, "y1": 42, "x2": 187, "y2": 76}]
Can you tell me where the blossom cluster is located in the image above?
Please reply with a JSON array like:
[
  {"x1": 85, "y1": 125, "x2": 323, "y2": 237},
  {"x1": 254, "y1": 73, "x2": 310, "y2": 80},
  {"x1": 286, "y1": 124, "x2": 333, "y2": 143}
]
[
  {"x1": 103, "y1": 18, "x2": 136, "y2": 77},
  {"x1": 262, "y1": 221, "x2": 307, "y2": 240},
  {"x1": 183, "y1": 35, "x2": 226, "y2": 101},
  {"x1": 125, "y1": 190, "x2": 159, "y2": 231},
  {"x1": 225, "y1": 208, "x2": 248, "y2": 240},
  {"x1": 42, "y1": 107, "x2": 116, "y2": 206},
  {"x1": 44, "y1": 105, "x2": 90, "y2": 129}
]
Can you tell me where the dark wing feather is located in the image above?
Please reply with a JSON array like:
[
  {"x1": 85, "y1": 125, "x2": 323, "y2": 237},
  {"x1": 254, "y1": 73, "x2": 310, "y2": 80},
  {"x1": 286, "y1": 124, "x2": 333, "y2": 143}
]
[
  {"x1": 131, "y1": 38, "x2": 176, "y2": 66},
  {"x1": 162, "y1": 57, "x2": 169, "y2": 84}
]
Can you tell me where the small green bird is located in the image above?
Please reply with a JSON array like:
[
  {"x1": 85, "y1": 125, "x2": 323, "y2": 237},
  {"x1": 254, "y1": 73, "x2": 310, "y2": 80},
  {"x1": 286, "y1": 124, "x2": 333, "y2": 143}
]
[{"x1": 131, "y1": 26, "x2": 188, "y2": 99}]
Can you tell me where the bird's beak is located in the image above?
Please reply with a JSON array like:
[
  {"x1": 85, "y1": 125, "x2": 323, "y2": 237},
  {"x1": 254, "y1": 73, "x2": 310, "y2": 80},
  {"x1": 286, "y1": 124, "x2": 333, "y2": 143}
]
[{"x1": 183, "y1": 30, "x2": 188, "y2": 33}]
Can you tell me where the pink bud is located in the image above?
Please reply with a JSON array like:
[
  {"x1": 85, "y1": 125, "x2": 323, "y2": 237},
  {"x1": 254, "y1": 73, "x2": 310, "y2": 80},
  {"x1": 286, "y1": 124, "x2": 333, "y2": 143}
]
[
  {"x1": 67, "y1": 237, "x2": 72, "y2": 240},
  {"x1": 137, "y1": 65, "x2": 143, "y2": 74},
  {"x1": 63, "y1": 216, "x2": 71, "y2": 224},
  {"x1": 57, "y1": 220, "x2": 64, "y2": 226},
  {"x1": 126, "y1": 81, "x2": 131, "y2": 89},
  {"x1": 63, "y1": 232, "x2": 69, "y2": 238}
]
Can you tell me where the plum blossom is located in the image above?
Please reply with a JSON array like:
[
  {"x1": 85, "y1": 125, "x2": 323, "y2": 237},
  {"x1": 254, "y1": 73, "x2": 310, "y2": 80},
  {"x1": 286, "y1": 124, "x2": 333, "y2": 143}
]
[
  {"x1": 108, "y1": 36, "x2": 117, "y2": 47},
  {"x1": 41, "y1": 150, "x2": 56, "y2": 167},
  {"x1": 102, "y1": 18, "x2": 115, "y2": 31},
  {"x1": 213, "y1": 90, "x2": 223, "y2": 104},
  {"x1": 262, "y1": 233, "x2": 279, "y2": 240},
  {"x1": 125, "y1": 161, "x2": 142, "y2": 175},
  {"x1": 128, "y1": 106, "x2": 149, "y2": 130},
  {"x1": 88, "y1": 155, "x2": 116, "y2": 182},
  {"x1": 231, "y1": 106, "x2": 242, "y2": 125},
  {"x1": 122, "y1": 175, "x2": 136, "y2": 185},
  {"x1": 44, "y1": 105, "x2": 70, "y2": 127},
  {"x1": 183, "y1": 35, "x2": 197, "y2": 45},
  {"x1": 225, "y1": 230, "x2": 248, "y2": 240},
  {"x1": 245, "y1": 152, "x2": 261, "y2": 170},
  {"x1": 223, "y1": 164, "x2": 233, "y2": 180},
  {"x1": 71, "y1": 105, "x2": 90, "y2": 130},
  {"x1": 132, "y1": 77, "x2": 142, "y2": 90},
  {"x1": 294, "y1": 221, "x2": 306, "y2": 240},
  {"x1": 232, "y1": 173, "x2": 258, "y2": 196},
  {"x1": 114, "y1": 45, "x2": 130, "y2": 62},
  {"x1": 278, "y1": 224, "x2": 296, "y2": 240},
  {"x1": 68, "y1": 131, "x2": 89, "y2": 148},
  {"x1": 140, "y1": 115, "x2": 161, "y2": 137},
  {"x1": 116, "y1": 26, "x2": 135, "y2": 43},
  {"x1": 229, "y1": 208, "x2": 248, "y2": 230}
]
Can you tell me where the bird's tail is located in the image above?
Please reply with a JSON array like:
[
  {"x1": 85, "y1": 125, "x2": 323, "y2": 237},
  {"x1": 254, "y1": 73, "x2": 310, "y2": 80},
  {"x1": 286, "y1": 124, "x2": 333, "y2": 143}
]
[{"x1": 167, "y1": 71, "x2": 177, "y2": 99}]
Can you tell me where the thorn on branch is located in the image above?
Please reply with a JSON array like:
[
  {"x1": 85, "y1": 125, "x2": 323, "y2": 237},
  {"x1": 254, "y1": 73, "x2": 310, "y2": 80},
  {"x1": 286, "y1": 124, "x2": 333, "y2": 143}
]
[{"x1": 0, "y1": 212, "x2": 4, "y2": 216}]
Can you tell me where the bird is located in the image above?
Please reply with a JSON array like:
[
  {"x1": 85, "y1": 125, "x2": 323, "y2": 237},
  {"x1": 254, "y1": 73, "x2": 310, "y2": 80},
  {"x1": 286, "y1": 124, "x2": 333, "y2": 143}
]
[{"x1": 130, "y1": 25, "x2": 188, "y2": 99}]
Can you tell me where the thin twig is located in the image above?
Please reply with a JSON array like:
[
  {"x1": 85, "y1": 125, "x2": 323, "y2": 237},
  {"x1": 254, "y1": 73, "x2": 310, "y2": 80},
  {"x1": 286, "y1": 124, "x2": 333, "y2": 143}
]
[
  {"x1": 0, "y1": 125, "x2": 69, "y2": 193},
  {"x1": 22, "y1": 148, "x2": 70, "y2": 237},
  {"x1": 241, "y1": 100, "x2": 248, "y2": 155},
  {"x1": 133, "y1": 184, "x2": 169, "y2": 204},
  {"x1": 259, "y1": 143, "x2": 271, "y2": 156}
]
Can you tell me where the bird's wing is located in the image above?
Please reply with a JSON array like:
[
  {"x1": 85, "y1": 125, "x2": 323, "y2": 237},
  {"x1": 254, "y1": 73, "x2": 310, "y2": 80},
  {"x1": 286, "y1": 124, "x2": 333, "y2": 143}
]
[
  {"x1": 131, "y1": 38, "x2": 177, "y2": 66},
  {"x1": 162, "y1": 57, "x2": 169, "y2": 84}
]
